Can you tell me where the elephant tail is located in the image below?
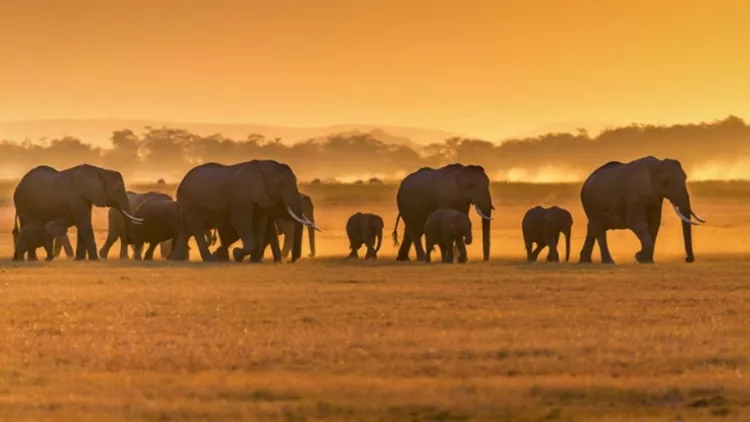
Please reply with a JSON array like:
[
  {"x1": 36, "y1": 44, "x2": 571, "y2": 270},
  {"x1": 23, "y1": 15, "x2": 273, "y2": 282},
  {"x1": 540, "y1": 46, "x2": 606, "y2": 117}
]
[{"x1": 392, "y1": 213, "x2": 401, "y2": 246}]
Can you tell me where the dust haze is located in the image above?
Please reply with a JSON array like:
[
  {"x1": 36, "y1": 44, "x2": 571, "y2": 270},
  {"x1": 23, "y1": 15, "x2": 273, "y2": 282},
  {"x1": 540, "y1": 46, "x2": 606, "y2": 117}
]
[{"x1": 0, "y1": 116, "x2": 748, "y2": 183}]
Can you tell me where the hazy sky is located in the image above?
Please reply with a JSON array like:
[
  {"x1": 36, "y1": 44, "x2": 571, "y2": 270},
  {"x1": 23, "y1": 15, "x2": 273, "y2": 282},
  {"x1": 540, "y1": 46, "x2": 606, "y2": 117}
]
[{"x1": 1, "y1": 0, "x2": 749, "y2": 139}]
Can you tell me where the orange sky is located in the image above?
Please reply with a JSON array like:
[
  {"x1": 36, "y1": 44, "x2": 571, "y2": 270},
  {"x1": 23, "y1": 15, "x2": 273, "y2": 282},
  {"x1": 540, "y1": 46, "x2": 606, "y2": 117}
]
[{"x1": 1, "y1": 0, "x2": 749, "y2": 139}]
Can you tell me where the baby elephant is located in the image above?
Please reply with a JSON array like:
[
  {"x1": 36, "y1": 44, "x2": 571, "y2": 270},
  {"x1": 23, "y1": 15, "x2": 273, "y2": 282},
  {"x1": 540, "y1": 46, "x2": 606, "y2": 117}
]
[
  {"x1": 522, "y1": 205, "x2": 573, "y2": 262},
  {"x1": 424, "y1": 209, "x2": 473, "y2": 263},
  {"x1": 13, "y1": 220, "x2": 69, "y2": 261},
  {"x1": 346, "y1": 212, "x2": 384, "y2": 259}
]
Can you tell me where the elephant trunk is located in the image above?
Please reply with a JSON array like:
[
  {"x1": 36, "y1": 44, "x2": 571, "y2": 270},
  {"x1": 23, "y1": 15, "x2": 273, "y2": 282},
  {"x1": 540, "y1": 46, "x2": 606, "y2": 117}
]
[
  {"x1": 375, "y1": 227, "x2": 383, "y2": 253},
  {"x1": 481, "y1": 209, "x2": 491, "y2": 261},
  {"x1": 679, "y1": 200, "x2": 695, "y2": 263},
  {"x1": 307, "y1": 209, "x2": 316, "y2": 258},
  {"x1": 284, "y1": 192, "x2": 304, "y2": 262}
]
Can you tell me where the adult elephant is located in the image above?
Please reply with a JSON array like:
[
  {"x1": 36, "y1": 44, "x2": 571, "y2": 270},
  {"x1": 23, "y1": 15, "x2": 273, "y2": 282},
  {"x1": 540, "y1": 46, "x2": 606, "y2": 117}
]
[
  {"x1": 579, "y1": 156, "x2": 705, "y2": 264},
  {"x1": 393, "y1": 164, "x2": 494, "y2": 262},
  {"x1": 13, "y1": 164, "x2": 143, "y2": 260},
  {"x1": 275, "y1": 192, "x2": 316, "y2": 259},
  {"x1": 170, "y1": 160, "x2": 318, "y2": 263}
]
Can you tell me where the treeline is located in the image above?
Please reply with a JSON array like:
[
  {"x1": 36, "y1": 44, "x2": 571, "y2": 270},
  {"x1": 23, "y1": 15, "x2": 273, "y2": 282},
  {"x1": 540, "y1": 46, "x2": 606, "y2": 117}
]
[{"x1": 1, "y1": 116, "x2": 749, "y2": 182}]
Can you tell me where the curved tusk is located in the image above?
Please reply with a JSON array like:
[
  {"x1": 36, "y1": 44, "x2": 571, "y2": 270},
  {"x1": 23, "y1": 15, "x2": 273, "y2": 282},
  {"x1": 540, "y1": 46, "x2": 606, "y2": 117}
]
[
  {"x1": 691, "y1": 211, "x2": 706, "y2": 223},
  {"x1": 301, "y1": 215, "x2": 322, "y2": 232},
  {"x1": 287, "y1": 206, "x2": 308, "y2": 225},
  {"x1": 122, "y1": 210, "x2": 144, "y2": 224},
  {"x1": 474, "y1": 205, "x2": 493, "y2": 221},
  {"x1": 672, "y1": 204, "x2": 699, "y2": 226}
]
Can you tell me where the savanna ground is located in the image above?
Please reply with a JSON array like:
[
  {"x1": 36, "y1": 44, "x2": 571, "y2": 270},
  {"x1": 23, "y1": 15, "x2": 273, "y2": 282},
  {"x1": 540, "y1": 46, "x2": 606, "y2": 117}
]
[{"x1": 2, "y1": 181, "x2": 750, "y2": 421}]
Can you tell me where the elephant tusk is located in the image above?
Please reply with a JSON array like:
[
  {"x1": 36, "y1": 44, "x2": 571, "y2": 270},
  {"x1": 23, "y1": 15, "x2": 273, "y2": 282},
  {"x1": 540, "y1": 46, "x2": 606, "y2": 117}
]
[
  {"x1": 287, "y1": 206, "x2": 307, "y2": 225},
  {"x1": 303, "y1": 217, "x2": 322, "y2": 232},
  {"x1": 122, "y1": 210, "x2": 144, "y2": 224},
  {"x1": 474, "y1": 205, "x2": 493, "y2": 221},
  {"x1": 672, "y1": 204, "x2": 699, "y2": 226},
  {"x1": 691, "y1": 211, "x2": 706, "y2": 223}
]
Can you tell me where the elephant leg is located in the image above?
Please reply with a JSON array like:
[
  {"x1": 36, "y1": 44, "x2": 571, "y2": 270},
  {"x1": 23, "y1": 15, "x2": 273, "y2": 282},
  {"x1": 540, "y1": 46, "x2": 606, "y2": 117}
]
[
  {"x1": 579, "y1": 222, "x2": 597, "y2": 263},
  {"x1": 188, "y1": 219, "x2": 213, "y2": 262},
  {"x1": 595, "y1": 228, "x2": 614, "y2": 264},
  {"x1": 279, "y1": 222, "x2": 293, "y2": 259},
  {"x1": 213, "y1": 226, "x2": 238, "y2": 261},
  {"x1": 52, "y1": 236, "x2": 62, "y2": 258},
  {"x1": 364, "y1": 235, "x2": 375, "y2": 259},
  {"x1": 529, "y1": 243, "x2": 544, "y2": 262},
  {"x1": 133, "y1": 242, "x2": 144, "y2": 260},
  {"x1": 99, "y1": 231, "x2": 118, "y2": 260},
  {"x1": 629, "y1": 210, "x2": 655, "y2": 264},
  {"x1": 425, "y1": 244, "x2": 433, "y2": 263},
  {"x1": 230, "y1": 204, "x2": 257, "y2": 262},
  {"x1": 74, "y1": 230, "x2": 86, "y2": 260},
  {"x1": 247, "y1": 214, "x2": 270, "y2": 263},
  {"x1": 265, "y1": 218, "x2": 282, "y2": 263},
  {"x1": 646, "y1": 204, "x2": 662, "y2": 254},
  {"x1": 546, "y1": 233, "x2": 561, "y2": 262},
  {"x1": 406, "y1": 224, "x2": 426, "y2": 261},
  {"x1": 159, "y1": 240, "x2": 171, "y2": 260},
  {"x1": 60, "y1": 235, "x2": 74, "y2": 258},
  {"x1": 456, "y1": 239, "x2": 468, "y2": 263},
  {"x1": 71, "y1": 208, "x2": 98, "y2": 261},
  {"x1": 396, "y1": 224, "x2": 412, "y2": 261},
  {"x1": 348, "y1": 241, "x2": 361, "y2": 259},
  {"x1": 443, "y1": 240, "x2": 455, "y2": 263},
  {"x1": 144, "y1": 243, "x2": 158, "y2": 261}
]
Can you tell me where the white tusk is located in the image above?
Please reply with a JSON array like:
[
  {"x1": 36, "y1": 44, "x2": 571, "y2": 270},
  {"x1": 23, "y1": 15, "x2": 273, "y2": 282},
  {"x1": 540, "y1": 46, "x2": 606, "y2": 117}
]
[
  {"x1": 691, "y1": 211, "x2": 706, "y2": 223},
  {"x1": 672, "y1": 204, "x2": 699, "y2": 226},
  {"x1": 301, "y1": 215, "x2": 322, "y2": 232},
  {"x1": 122, "y1": 210, "x2": 144, "y2": 224},
  {"x1": 474, "y1": 205, "x2": 493, "y2": 221}
]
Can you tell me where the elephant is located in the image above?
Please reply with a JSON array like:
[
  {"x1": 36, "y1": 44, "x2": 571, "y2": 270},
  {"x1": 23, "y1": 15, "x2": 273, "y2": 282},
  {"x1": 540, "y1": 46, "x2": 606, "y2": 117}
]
[
  {"x1": 170, "y1": 160, "x2": 319, "y2": 263},
  {"x1": 522, "y1": 206, "x2": 572, "y2": 263},
  {"x1": 393, "y1": 164, "x2": 493, "y2": 262},
  {"x1": 424, "y1": 208, "x2": 473, "y2": 264},
  {"x1": 579, "y1": 156, "x2": 704, "y2": 264},
  {"x1": 13, "y1": 164, "x2": 143, "y2": 260},
  {"x1": 97, "y1": 191, "x2": 213, "y2": 260},
  {"x1": 345, "y1": 212, "x2": 384, "y2": 259},
  {"x1": 128, "y1": 197, "x2": 186, "y2": 260},
  {"x1": 12, "y1": 218, "x2": 69, "y2": 261},
  {"x1": 275, "y1": 193, "x2": 316, "y2": 259}
]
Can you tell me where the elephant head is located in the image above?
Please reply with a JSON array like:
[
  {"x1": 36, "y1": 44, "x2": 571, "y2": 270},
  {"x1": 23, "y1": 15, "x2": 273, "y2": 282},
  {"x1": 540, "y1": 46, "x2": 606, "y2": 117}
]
[
  {"x1": 649, "y1": 158, "x2": 704, "y2": 263},
  {"x1": 455, "y1": 165, "x2": 493, "y2": 261},
  {"x1": 452, "y1": 212, "x2": 473, "y2": 246},
  {"x1": 73, "y1": 165, "x2": 143, "y2": 242},
  {"x1": 245, "y1": 160, "x2": 318, "y2": 262}
]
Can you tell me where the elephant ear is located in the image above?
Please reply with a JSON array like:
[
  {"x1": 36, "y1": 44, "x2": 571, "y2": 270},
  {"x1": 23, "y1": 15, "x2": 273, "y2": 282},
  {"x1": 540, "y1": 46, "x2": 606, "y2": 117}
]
[
  {"x1": 73, "y1": 166, "x2": 107, "y2": 207},
  {"x1": 242, "y1": 162, "x2": 275, "y2": 208},
  {"x1": 368, "y1": 215, "x2": 382, "y2": 232}
]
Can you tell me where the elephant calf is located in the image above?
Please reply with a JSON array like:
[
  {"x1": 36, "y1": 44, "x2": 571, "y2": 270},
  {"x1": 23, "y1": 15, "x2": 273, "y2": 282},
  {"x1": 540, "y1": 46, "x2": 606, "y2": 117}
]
[
  {"x1": 522, "y1": 205, "x2": 572, "y2": 262},
  {"x1": 13, "y1": 221, "x2": 68, "y2": 261},
  {"x1": 424, "y1": 209, "x2": 473, "y2": 264},
  {"x1": 129, "y1": 198, "x2": 184, "y2": 260},
  {"x1": 346, "y1": 213, "x2": 384, "y2": 259}
]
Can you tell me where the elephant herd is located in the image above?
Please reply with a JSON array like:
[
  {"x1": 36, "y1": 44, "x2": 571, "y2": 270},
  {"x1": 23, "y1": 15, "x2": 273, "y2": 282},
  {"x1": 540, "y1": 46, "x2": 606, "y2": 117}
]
[{"x1": 10, "y1": 155, "x2": 704, "y2": 265}]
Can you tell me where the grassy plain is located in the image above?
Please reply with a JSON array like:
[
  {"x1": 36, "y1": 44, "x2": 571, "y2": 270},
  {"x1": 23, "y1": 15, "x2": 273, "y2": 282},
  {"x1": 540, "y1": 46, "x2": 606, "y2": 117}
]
[{"x1": 1, "y1": 181, "x2": 750, "y2": 421}]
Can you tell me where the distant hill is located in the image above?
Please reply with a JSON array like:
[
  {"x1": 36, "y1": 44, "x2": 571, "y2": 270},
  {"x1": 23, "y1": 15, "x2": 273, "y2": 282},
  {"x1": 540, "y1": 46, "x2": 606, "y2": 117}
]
[{"x1": 0, "y1": 119, "x2": 460, "y2": 148}]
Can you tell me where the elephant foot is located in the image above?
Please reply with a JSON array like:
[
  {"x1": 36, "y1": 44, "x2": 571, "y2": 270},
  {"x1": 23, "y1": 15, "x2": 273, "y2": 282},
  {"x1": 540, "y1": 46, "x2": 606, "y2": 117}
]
[
  {"x1": 685, "y1": 255, "x2": 695, "y2": 263},
  {"x1": 635, "y1": 251, "x2": 653, "y2": 264},
  {"x1": 232, "y1": 248, "x2": 247, "y2": 263},
  {"x1": 601, "y1": 258, "x2": 615, "y2": 265},
  {"x1": 395, "y1": 254, "x2": 409, "y2": 262}
]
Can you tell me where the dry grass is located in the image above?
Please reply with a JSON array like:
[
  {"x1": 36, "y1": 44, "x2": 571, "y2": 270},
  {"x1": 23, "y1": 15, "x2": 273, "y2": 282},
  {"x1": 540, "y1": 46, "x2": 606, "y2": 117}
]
[{"x1": 1, "y1": 185, "x2": 750, "y2": 421}]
